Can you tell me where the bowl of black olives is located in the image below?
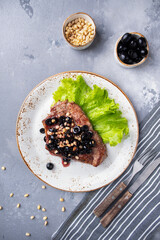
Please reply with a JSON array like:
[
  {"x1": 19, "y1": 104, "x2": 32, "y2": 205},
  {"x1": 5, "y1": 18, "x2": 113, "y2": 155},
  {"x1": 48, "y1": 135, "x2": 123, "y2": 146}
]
[{"x1": 115, "y1": 32, "x2": 149, "y2": 68}]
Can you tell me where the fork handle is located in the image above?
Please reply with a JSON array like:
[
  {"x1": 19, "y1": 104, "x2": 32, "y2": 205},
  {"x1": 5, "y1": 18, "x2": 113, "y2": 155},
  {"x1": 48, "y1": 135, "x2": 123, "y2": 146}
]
[
  {"x1": 93, "y1": 182, "x2": 127, "y2": 217},
  {"x1": 100, "y1": 190, "x2": 132, "y2": 227}
]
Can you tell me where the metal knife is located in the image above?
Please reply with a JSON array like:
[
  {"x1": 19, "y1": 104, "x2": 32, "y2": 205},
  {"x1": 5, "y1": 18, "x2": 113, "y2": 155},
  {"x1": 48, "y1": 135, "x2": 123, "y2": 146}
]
[
  {"x1": 100, "y1": 157, "x2": 160, "y2": 228},
  {"x1": 94, "y1": 149, "x2": 156, "y2": 217}
]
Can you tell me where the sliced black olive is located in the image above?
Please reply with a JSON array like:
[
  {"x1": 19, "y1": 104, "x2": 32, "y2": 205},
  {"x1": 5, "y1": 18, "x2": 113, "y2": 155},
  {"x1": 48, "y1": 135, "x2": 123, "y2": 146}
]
[
  {"x1": 81, "y1": 125, "x2": 89, "y2": 132},
  {"x1": 87, "y1": 131, "x2": 93, "y2": 138},
  {"x1": 50, "y1": 134, "x2": 57, "y2": 140},
  {"x1": 57, "y1": 146, "x2": 64, "y2": 153},
  {"x1": 63, "y1": 157, "x2": 71, "y2": 163},
  {"x1": 65, "y1": 130, "x2": 74, "y2": 139},
  {"x1": 45, "y1": 118, "x2": 52, "y2": 126},
  {"x1": 40, "y1": 128, "x2": 45, "y2": 134},
  {"x1": 121, "y1": 33, "x2": 132, "y2": 44},
  {"x1": 51, "y1": 117, "x2": 58, "y2": 124},
  {"x1": 80, "y1": 145, "x2": 92, "y2": 154},
  {"x1": 140, "y1": 48, "x2": 148, "y2": 57},
  {"x1": 81, "y1": 131, "x2": 93, "y2": 141},
  {"x1": 89, "y1": 140, "x2": 96, "y2": 147},
  {"x1": 138, "y1": 37, "x2": 147, "y2": 48},
  {"x1": 49, "y1": 128, "x2": 56, "y2": 132},
  {"x1": 46, "y1": 162, "x2": 54, "y2": 170},
  {"x1": 45, "y1": 117, "x2": 58, "y2": 126},
  {"x1": 59, "y1": 116, "x2": 65, "y2": 125},
  {"x1": 44, "y1": 136, "x2": 46, "y2": 142},
  {"x1": 75, "y1": 140, "x2": 81, "y2": 146},
  {"x1": 73, "y1": 126, "x2": 81, "y2": 135},
  {"x1": 46, "y1": 143, "x2": 56, "y2": 150},
  {"x1": 65, "y1": 117, "x2": 72, "y2": 124}
]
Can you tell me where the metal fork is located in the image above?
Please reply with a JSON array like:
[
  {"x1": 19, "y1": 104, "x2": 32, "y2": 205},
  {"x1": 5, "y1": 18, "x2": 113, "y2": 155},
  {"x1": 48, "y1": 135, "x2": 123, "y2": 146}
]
[{"x1": 94, "y1": 149, "x2": 156, "y2": 217}]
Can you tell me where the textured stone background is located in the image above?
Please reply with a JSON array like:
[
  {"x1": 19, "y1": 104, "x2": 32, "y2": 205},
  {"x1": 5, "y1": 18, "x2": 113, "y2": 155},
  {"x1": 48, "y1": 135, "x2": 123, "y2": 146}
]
[{"x1": 0, "y1": 0, "x2": 160, "y2": 239}]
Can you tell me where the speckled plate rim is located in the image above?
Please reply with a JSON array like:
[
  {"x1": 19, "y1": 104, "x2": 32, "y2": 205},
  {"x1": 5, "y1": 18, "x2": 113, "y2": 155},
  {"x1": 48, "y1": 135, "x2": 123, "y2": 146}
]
[{"x1": 16, "y1": 71, "x2": 139, "y2": 192}]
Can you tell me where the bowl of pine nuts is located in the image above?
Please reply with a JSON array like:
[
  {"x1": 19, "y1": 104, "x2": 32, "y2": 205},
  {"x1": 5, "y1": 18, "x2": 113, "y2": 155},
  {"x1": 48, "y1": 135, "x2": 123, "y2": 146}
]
[{"x1": 63, "y1": 12, "x2": 96, "y2": 50}]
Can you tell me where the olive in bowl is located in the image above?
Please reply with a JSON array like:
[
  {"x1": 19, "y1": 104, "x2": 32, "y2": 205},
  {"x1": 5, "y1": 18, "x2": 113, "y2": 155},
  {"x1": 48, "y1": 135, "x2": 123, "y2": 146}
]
[{"x1": 115, "y1": 32, "x2": 149, "y2": 68}]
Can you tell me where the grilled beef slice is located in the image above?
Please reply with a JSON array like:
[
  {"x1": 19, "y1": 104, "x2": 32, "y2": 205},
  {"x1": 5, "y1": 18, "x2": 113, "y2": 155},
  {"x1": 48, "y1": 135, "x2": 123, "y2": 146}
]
[{"x1": 42, "y1": 100, "x2": 107, "y2": 167}]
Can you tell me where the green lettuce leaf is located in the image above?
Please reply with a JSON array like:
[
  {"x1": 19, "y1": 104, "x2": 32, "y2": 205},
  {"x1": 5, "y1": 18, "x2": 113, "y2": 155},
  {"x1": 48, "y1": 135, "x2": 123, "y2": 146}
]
[{"x1": 52, "y1": 75, "x2": 129, "y2": 146}]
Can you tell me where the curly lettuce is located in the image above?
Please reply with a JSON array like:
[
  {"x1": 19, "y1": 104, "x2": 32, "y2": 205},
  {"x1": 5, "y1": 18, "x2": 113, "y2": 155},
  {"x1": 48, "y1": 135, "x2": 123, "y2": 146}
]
[{"x1": 52, "y1": 75, "x2": 129, "y2": 146}]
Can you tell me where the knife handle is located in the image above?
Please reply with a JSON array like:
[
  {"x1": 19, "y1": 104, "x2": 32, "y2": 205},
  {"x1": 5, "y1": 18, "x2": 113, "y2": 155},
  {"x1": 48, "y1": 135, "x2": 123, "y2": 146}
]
[
  {"x1": 94, "y1": 182, "x2": 127, "y2": 217},
  {"x1": 100, "y1": 190, "x2": 132, "y2": 228}
]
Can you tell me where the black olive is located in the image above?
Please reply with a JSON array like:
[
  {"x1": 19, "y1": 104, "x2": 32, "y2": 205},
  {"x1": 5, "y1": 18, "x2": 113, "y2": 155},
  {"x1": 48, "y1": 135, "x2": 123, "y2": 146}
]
[
  {"x1": 65, "y1": 130, "x2": 74, "y2": 139},
  {"x1": 45, "y1": 118, "x2": 52, "y2": 126},
  {"x1": 63, "y1": 157, "x2": 71, "y2": 163},
  {"x1": 119, "y1": 52, "x2": 127, "y2": 62},
  {"x1": 65, "y1": 117, "x2": 72, "y2": 124},
  {"x1": 46, "y1": 143, "x2": 56, "y2": 150},
  {"x1": 40, "y1": 128, "x2": 45, "y2": 134},
  {"x1": 129, "y1": 39, "x2": 137, "y2": 49},
  {"x1": 57, "y1": 146, "x2": 64, "y2": 153},
  {"x1": 81, "y1": 131, "x2": 93, "y2": 141},
  {"x1": 127, "y1": 59, "x2": 134, "y2": 65},
  {"x1": 75, "y1": 140, "x2": 81, "y2": 146},
  {"x1": 59, "y1": 116, "x2": 65, "y2": 125},
  {"x1": 128, "y1": 50, "x2": 138, "y2": 59},
  {"x1": 73, "y1": 126, "x2": 81, "y2": 135},
  {"x1": 121, "y1": 46, "x2": 128, "y2": 52},
  {"x1": 138, "y1": 37, "x2": 147, "y2": 48},
  {"x1": 81, "y1": 125, "x2": 89, "y2": 132},
  {"x1": 89, "y1": 140, "x2": 96, "y2": 147},
  {"x1": 88, "y1": 131, "x2": 93, "y2": 138},
  {"x1": 49, "y1": 128, "x2": 56, "y2": 132},
  {"x1": 46, "y1": 162, "x2": 54, "y2": 170},
  {"x1": 117, "y1": 41, "x2": 123, "y2": 52},
  {"x1": 135, "y1": 56, "x2": 143, "y2": 63},
  {"x1": 121, "y1": 33, "x2": 132, "y2": 44},
  {"x1": 50, "y1": 134, "x2": 57, "y2": 140},
  {"x1": 80, "y1": 145, "x2": 92, "y2": 154},
  {"x1": 140, "y1": 48, "x2": 148, "y2": 57},
  {"x1": 124, "y1": 55, "x2": 130, "y2": 64},
  {"x1": 44, "y1": 136, "x2": 46, "y2": 142}
]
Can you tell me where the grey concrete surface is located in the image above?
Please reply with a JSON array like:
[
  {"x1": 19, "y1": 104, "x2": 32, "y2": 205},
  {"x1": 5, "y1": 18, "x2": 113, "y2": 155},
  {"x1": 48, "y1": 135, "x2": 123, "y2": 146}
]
[{"x1": 0, "y1": 0, "x2": 160, "y2": 239}]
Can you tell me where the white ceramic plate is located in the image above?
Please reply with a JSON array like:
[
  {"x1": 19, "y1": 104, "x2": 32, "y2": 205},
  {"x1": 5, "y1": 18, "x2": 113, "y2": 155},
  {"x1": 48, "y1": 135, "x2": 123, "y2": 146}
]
[{"x1": 16, "y1": 71, "x2": 139, "y2": 192}]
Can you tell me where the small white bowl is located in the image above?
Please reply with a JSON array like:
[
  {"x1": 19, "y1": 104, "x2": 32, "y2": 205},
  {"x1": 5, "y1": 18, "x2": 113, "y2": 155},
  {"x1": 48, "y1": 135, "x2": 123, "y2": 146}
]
[
  {"x1": 63, "y1": 12, "x2": 96, "y2": 50},
  {"x1": 114, "y1": 32, "x2": 149, "y2": 68}
]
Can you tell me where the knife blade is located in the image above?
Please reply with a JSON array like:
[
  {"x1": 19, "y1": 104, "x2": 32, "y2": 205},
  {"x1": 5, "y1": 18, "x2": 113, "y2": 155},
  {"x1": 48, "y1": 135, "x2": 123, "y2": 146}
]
[
  {"x1": 129, "y1": 158, "x2": 160, "y2": 194},
  {"x1": 100, "y1": 158, "x2": 160, "y2": 228}
]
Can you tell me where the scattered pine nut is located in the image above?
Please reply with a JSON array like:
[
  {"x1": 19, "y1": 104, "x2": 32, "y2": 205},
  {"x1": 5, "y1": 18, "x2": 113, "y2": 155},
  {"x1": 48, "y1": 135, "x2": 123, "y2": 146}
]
[
  {"x1": 10, "y1": 193, "x2": 14, "y2": 197},
  {"x1": 44, "y1": 220, "x2": 48, "y2": 226},
  {"x1": 42, "y1": 208, "x2": 46, "y2": 212},
  {"x1": 25, "y1": 232, "x2": 31, "y2": 236},
  {"x1": 37, "y1": 205, "x2": 41, "y2": 210},
  {"x1": 0, "y1": 206, "x2": 3, "y2": 210},
  {"x1": 62, "y1": 207, "x2": 66, "y2": 212},
  {"x1": 17, "y1": 203, "x2": 21, "y2": 208},
  {"x1": 30, "y1": 216, "x2": 35, "y2": 220},
  {"x1": 60, "y1": 198, "x2": 64, "y2": 202},
  {"x1": 43, "y1": 216, "x2": 48, "y2": 221},
  {"x1": 24, "y1": 194, "x2": 29, "y2": 197},
  {"x1": 42, "y1": 185, "x2": 46, "y2": 189},
  {"x1": 1, "y1": 166, "x2": 6, "y2": 170}
]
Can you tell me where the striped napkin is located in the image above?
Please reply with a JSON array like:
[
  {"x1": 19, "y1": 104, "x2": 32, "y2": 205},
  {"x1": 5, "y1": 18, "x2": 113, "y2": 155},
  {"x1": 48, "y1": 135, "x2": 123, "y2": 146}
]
[{"x1": 52, "y1": 102, "x2": 160, "y2": 240}]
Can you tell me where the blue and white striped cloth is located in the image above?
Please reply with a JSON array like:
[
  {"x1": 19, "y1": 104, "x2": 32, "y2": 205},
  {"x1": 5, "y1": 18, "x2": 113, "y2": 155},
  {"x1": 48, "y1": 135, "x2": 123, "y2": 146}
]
[{"x1": 52, "y1": 102, "x2": 160, "y2": 240}]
